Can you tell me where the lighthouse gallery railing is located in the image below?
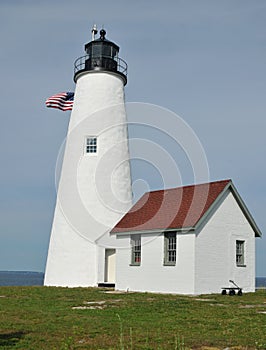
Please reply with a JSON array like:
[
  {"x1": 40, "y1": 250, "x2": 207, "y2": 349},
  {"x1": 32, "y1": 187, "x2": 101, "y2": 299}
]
[{"x1": 74, "y1": 54, "x2": 128, "y2": 77}]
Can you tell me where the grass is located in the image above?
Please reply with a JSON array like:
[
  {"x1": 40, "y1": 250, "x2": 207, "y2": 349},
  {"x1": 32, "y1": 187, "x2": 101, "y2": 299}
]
[{"x1": 0, "y1": 287, "x2": 265, "y2": 349}]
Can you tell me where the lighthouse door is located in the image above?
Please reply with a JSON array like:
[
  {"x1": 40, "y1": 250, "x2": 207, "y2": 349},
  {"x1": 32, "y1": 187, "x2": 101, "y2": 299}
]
[{"x1": 104, "y1": 249, "x2": 116, "y2": 283}]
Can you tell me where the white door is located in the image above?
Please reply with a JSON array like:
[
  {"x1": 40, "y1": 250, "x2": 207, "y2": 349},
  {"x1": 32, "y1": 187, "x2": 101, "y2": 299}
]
[{"x1": 105, "y1": 249, "x2": 116, "y2": 283}]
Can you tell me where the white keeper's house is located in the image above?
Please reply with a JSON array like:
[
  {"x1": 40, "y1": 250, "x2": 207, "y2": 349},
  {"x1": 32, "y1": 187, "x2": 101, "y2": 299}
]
[
  {"x1": 111, "y1": 179, "x2": 262, "y2": 295},
  {"x1": 44, "y1": 27, "x2": 262, "y2": 294}
]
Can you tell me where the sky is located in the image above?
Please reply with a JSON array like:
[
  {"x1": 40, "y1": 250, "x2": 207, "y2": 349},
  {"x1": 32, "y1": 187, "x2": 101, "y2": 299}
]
[{"x1": 0, "y1": 0, "x2": 265, "y2": 276}]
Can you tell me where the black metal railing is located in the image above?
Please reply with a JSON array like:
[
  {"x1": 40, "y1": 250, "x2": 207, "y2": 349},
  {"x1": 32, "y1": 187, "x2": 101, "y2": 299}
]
[{"x1": 74, "y1": 54, "x2": 127, "y2": 77}]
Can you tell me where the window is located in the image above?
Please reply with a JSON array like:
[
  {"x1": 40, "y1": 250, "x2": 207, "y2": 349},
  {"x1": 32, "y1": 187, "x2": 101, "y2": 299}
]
[
  {"x1": 131, "y1": 234, "x2": 141, "y2": 265},
  {"x1": 236, "y1": 240, "x2": 245, "y2": 266},
  {"x1": 86, "y1": 137, "x2": 97, "y2": 154},
  {"x1": 164, "y1": 232, "x2": 176, "y2": 265}
]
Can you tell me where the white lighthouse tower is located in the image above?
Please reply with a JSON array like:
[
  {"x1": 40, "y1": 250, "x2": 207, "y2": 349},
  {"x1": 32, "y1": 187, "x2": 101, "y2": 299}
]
[{"x1": 44, "y1": 27, "x2": 132, "y2": 287}]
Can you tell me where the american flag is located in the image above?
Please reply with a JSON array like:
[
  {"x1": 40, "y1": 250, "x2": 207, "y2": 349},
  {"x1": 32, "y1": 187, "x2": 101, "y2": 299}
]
[{"x1": 45, "y1": 92, "x2": 74, "y2": 111}]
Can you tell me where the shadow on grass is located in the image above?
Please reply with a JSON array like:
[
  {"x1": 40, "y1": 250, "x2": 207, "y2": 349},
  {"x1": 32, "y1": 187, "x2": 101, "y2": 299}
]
[{"x1": 0, "y1": 331, "x2": 26, "y2": 347}]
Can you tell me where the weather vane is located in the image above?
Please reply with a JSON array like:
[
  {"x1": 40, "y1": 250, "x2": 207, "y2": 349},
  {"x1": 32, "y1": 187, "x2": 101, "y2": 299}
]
[{"x1": 91, "y1": 24, "x2": 97, "y2": 41}]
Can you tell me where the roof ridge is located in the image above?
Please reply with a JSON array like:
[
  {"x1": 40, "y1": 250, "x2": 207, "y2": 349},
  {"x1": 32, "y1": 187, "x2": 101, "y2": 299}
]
[{"x1": 146, "y1": 179, "x2": 231, "y2": 195}]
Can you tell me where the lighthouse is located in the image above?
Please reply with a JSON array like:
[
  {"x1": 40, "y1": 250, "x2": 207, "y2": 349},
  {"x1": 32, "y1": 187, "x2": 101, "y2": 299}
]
[{"x1": 44, "y1": 27, "x2": 132, "y2": 287}]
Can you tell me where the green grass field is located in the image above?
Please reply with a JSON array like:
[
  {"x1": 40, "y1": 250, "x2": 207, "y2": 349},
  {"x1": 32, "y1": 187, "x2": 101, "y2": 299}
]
[{"x1": 0, "y1": 287, "x2": 265, "y2": 349}]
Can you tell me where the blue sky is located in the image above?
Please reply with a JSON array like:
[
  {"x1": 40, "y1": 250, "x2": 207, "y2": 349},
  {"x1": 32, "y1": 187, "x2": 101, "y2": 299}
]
[{"x1": 0, "y1": 0, "x2": 265, "y2": 276}]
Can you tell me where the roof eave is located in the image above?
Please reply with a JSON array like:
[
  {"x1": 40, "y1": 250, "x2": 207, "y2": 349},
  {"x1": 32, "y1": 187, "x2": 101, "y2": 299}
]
[
  {"x1": 229, "y1": 182, "x2": 262, "y2": 238},
  {"x1": 113, "y1": 226, "x2": 195, "y2": 236}
]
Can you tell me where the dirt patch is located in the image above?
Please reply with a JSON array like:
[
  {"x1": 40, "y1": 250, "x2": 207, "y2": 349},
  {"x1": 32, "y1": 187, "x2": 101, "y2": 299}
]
[
  {"x1": 84, "y1": 301, "x2": 106, "y2": 305},
  {"x1": 239, "y1": 304, "x2": 266, "y2": 308},
  {"x1": 72, "y1": 305, "x2": 106, "y2": 310},
  {"x1": 198, "y1": 347, "x2": 247, "y2": 350},
  {"x1": 104, "y1": 290, "x2": 131, "y2": 294},
  {"x1": 223, "y1": 347, "x2": 250, "y2": 350},
  {"x1": 84, "y1": 299, "x2": 122, "y2": 305},
  {"x1": 72, "y1": 299, "x2": 123, "y2": 310}
]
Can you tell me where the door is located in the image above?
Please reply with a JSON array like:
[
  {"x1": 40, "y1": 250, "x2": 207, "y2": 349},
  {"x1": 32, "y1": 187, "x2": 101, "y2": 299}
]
[{"x1": 104, "y1": 249, "x2": 116, "y2": 283}]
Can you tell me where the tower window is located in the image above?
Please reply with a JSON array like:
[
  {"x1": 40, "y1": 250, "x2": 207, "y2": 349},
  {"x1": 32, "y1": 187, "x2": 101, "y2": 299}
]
[{"x1": 86, "y1": 137, "x2": 97, "y2": 154}]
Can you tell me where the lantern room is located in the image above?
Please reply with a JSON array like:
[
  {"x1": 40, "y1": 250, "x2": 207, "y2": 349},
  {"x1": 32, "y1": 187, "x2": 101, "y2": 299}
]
[{"x1": 74, "y1": 28, "x2": 127, "y2": 84}]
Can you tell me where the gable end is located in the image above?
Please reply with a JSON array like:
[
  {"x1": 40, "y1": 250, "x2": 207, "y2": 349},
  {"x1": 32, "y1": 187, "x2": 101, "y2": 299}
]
[{"x1": 195, "y1": 181, "x2": 262, "y2": 237}]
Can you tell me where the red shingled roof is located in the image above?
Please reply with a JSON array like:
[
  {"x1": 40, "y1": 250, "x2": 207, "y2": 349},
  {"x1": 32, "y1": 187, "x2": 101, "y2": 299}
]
[{"x1": 111, "y1": 179, "x2": 231, "y2": 233}]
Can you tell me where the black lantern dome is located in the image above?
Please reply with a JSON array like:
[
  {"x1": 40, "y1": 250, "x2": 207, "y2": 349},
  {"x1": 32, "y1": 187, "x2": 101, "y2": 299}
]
[{"x1": 74, "y1": 28, "x2": 127, "y2": 85}]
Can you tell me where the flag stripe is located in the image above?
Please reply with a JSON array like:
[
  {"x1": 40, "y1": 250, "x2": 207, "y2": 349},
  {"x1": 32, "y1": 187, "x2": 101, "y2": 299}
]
[{"x1": 45, "y1": 92, "x2": 74, "y2": 111}]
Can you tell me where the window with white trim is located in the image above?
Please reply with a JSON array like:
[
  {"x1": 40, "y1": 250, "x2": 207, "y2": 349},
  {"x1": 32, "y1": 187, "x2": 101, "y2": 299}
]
[
  {"x1": 131, "y1": 234, "x2": 141, "y2": 265},
  {"x1": 86, "y1": 137, "x2": 97, "y2": 154},
  {"x1": 164, "y1": 232, "x2": 176, "y2": 265},
  {"x1": 236, "y1": 240, "x2": 245, "y2": 266}
]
